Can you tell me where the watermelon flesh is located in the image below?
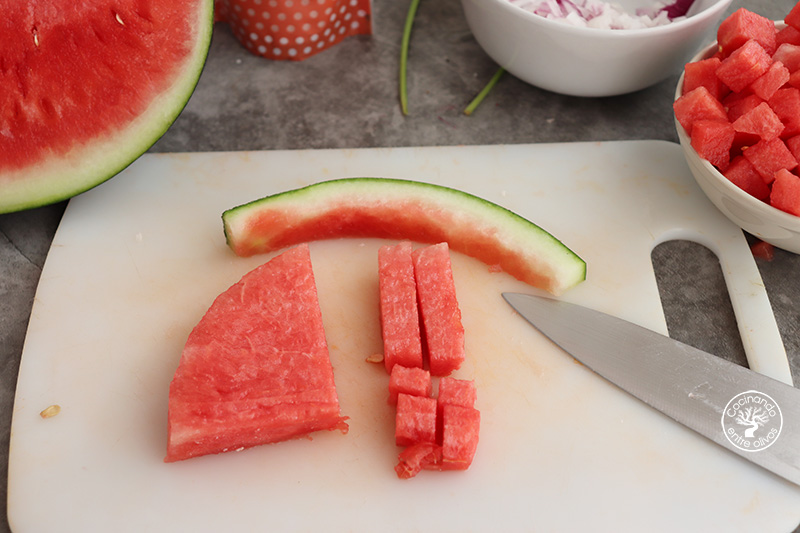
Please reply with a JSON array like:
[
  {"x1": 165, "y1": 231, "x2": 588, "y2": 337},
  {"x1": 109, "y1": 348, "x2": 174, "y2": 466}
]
[
  {"x1": 440, "y1": 405, "x2": 481, "y2": 470},
  {"x1": 0, "y1": 0, "x2": 214, "y2": 213},
  {"x1": 715, "y1": 40, "x2": 773, "y2": 93},
  {"x1": 771, "y1": 168, "x2": 800, "y2": 216},
  {"x1": 689, "y1": 119, "x2": 734, "y2": 169},
  {"x1": 743, "y1": 138, "x2": 798, "y2": 184},
  {"x1": 388, "y1": 365, "x2": 432, "y2": 405},
  {"x1": 674, "y1": 5, "x2": 800, "y2": 217},
  {"x1": 436, "y1": 377, "x2": 477, "y2": 443},
  {"x1": 413, "y1": 243, "x2": 465, "y2": 377},
  {"x1": 222, "y1": 178, "x2": 587, "y2": 296},
  {"x1": 165, "y1": 244, "x2": 347, "y2": 462},
  {"x1": 716, "y1": 8, "x2": 777, "y2": 56},
  {"x1": 724, "y1": 156, "x2": 771, "y2": 201},
  {"x1": 378, "y1": 241, "x2": 424, "y2": 373},
  {"x1": 437, "y1": 377, "x2": 478, "y2": 411},
  {"x1": 376, "y1": 242, "x2": 480, "y2": 478},
  {"x1": 395, "y1": 394, "x2": 438, "y2": 447},
  {"x1": 395, "y1": 442, "x2": 442, "y2": 479}
]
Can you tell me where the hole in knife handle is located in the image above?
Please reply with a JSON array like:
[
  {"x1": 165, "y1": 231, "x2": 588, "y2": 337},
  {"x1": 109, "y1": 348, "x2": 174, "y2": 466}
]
[{"x1": 651, "y1": 240, "x2": 748, "y2": 368}]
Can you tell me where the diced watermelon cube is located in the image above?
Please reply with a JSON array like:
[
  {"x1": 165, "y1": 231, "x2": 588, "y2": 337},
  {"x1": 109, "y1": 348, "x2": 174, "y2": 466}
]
[
  {"x1": 770, "y1": 168, "x2": 800, "y2": 215},
  {"x1": 786, "y1": 134, "x2": 800, "y2": 162},
  {"x1": 769, "y1": 87, "x2": 800, "y2": 137},
  {"x1": 789, "y1": 69, "x2": 800, "y2": 89},
  {"x1": 436, "y1": 376, "x2": 477, "y2": 442},
  {"x1": 749, "y1": 61, "x2": 791, "y2": 101},
  {"x1": 691, "y1": 119, "x2": 735, "y2": 169},
  {"x1": 378, "y1": 241, "x2": 423, "y2": 372},
  {"x1": 743, "y1": 138, "x2": 798, "y2": 183},
  {"x1": 723, "y1": 155, "x2": 771, "y2": 201},
  {"x1": 437, "y1": 377, "x2": 477, "y2": 409},
  {"x1": 388, "y1": 365, "x2": 432, "y2": 405},
  {"x1": 716, "y1": 8, "x2": 777, "y2": 56},
  {"x1": 777, "y1": 25, "x2": 800, "y2": 47},
  {"x1": 786, "y1": 1, "x2": 800, "y2": 33},
  {"x1": 683, "y1": 57, "x2": 728, "y2": 101},
  {"x1": 724, "y1": 92, "x2": 765, "y2": 122},
  {"x1": 715, "y1": 40, "x2": 774, "y2": 93},
  {"x1": 750, "y1": 240, "x2": 775, "y2": 261},
  {"x1": 440, "y1": 405, "x2": 481, "y2": 471},
  {"x1": 732, "y1": 102, "x2": 784, "y2": 141},
  {"x1": 412, "y1": 242, "x2": 465, "y2": 376},
  {"x1": 773, "y1": 43, "x2": 800, "y2": 72},
  {"x1": 395, "y1": 393, "x2": 437, "y2": 447},
  {"x1": 674, "y1": 86, "x2": 729, "y2": 135},
  {"x1": 395, "y1": 442, "x2": 442, "y2": 479}
]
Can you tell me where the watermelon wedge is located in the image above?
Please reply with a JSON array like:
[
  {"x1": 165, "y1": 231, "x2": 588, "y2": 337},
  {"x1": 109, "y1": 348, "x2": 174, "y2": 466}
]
[
  {"x1": 165, "y1": 244, "x2": 347, "y2": 462},
  {"x1": 222, "y1": 178, "x2": 586, "y2": 295},
  {"x1": 0, "y1": 0, "x2": 214, "y2": 214}
]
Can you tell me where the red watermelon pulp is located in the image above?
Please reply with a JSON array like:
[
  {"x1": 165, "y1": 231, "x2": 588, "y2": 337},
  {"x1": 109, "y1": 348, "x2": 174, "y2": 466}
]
[
  {"x1": 0, "y1": 0, "x2": 214, "y2": 214},
  {"x1": 165, "y1": 244, "x2": 348, "y2": 462}
]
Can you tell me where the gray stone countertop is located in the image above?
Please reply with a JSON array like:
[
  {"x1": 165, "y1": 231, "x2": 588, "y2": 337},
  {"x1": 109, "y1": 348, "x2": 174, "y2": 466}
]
[{"x1": 1, "y1": 0, "x2": 798, "y2": 530}]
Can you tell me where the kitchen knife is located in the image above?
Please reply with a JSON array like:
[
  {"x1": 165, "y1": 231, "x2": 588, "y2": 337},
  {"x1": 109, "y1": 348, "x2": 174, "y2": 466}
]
[{"x1": 503, "y1": 292, "x2": 800, "y2": 486}]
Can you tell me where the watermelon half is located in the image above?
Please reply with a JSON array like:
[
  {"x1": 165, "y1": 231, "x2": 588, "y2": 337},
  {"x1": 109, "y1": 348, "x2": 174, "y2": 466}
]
[
  {"x1": 0, "y1": 0, "x2": 215, "y2": 214},
  {"x1": 222, "y1": 178, "x2": 587, "y2": 295}
]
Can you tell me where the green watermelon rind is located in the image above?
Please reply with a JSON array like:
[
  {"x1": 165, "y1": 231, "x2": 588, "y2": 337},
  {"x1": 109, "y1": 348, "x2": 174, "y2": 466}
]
[
  {"x1": 222, "y1": 177, "x2": 587, "y2": 295},
  {"x1": 0, "y1": 0, "x2": 215, "y2": 215}
]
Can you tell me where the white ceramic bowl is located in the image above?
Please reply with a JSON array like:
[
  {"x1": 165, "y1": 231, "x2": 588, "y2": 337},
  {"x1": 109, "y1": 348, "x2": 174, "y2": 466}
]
[
  {"x1": 675, "y1": 33, "x2": 800, "y2": 254},
  {"x1": 460, "y1": 0, "x2": 732, "y2": 97}
]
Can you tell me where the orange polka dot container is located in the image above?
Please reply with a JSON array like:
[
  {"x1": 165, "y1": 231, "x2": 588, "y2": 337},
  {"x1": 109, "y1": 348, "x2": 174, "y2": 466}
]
[{"x1": 216, "y1": 0, "x2": 372, "y2": 61}]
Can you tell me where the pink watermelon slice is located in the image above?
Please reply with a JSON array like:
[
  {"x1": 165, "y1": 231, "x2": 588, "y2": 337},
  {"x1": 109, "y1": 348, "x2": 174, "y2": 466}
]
[
  {"x1": 0, "y1": 1, "x2": 214, "y2": 214},
  {"x1": 165, "y1": 244, "x2": 347, "y2": 462},
  {"x1": 222, "y1": 178, "x2": 586, "y2": 296}
]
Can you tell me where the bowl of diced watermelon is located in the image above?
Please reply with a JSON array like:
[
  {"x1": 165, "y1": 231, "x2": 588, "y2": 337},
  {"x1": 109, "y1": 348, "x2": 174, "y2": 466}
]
[
  {"x1": 674, "y1": 5, "x2": 800, "y2": 254},
  {"x1": 460, "y1": 0, "x2": 732, "y2": 97}
]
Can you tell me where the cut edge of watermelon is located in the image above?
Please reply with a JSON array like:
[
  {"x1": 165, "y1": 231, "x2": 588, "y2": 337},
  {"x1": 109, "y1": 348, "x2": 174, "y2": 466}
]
[
  {"x1": 0, "y1": 1, "x2": 215, "y2": 214},
  {"x1": 221, "y1": 178, "x2": 587, "y2": 295}
]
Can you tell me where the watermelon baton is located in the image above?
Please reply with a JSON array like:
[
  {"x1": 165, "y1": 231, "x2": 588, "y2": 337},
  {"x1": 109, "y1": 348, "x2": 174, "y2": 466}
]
[{"x1": 379, "y1": 241, "x2": 424, "y2": 373}]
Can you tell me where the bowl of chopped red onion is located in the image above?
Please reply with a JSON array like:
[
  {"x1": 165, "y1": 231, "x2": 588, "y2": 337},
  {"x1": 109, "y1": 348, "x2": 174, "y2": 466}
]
[{"x1": 460, "y1": 0, "x2": 732, "y2": 97}]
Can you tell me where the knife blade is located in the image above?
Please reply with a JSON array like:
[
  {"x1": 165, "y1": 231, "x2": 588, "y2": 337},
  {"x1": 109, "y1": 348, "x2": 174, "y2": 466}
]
[{"x1": 502, "y1": 292, "x2": 800, "y2": 486}]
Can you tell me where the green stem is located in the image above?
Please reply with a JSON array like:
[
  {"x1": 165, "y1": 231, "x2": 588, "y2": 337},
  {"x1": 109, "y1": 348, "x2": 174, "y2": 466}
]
[
  {"x1": 464, "y1": 67, "x2": 506, "y2": 116},
  {"x1": 400, "y1": 0, "x2": 422, "y2": 116}
]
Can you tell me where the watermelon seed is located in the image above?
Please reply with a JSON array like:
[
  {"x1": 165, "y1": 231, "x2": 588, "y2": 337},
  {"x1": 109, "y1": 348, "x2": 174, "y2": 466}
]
[
  {"x1": 32, "y1": 28, "x2": 39, "y2": 48},
  {"x1": 115, "y1": 12, "x2": 125, "y2": 26},
  {"x1": 365, "y1": 353, "x2": 384, "y2": 364},
  {"x1": 39, "y1": 405, "x2": 60, "y2": 419}
]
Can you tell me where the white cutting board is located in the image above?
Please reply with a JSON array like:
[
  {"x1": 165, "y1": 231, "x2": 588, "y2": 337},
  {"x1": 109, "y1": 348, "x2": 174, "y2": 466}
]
[{"x1": 8, "y1": 141, "x2": 800, "y2": 532}]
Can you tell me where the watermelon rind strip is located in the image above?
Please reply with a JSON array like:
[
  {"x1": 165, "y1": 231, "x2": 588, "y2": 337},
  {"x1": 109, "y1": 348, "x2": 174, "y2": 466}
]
[
  {"x1": 221, "y1": 177, "x2": 587, "y2": 295},
  {"x1": 0, "y1": 0, "x2": 215, "y2": 214}
]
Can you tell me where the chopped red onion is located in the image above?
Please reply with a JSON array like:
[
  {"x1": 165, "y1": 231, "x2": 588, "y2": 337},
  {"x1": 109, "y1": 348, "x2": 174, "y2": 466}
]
[{"x1": 509, "y1": 0, "x2": 695, "y2": 29}]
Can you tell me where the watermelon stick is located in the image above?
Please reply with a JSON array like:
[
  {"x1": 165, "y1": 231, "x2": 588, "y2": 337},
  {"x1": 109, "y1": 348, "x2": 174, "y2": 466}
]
[
  {"x1": 464, "y1": 67, "x2": 505, "y2": 116},
  {"x1": 400, "y1": 0, "x2": 422, "y2": 115}
]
